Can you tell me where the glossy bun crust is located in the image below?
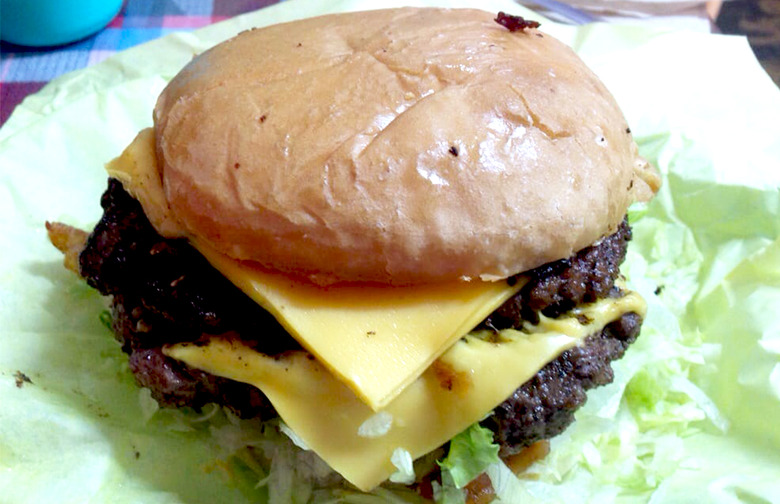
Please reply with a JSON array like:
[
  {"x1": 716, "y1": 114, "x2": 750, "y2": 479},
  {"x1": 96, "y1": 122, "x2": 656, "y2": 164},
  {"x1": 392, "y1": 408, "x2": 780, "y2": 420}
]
[{"x1": 153, "y1": 8, "x2": 658, "y2": 284}]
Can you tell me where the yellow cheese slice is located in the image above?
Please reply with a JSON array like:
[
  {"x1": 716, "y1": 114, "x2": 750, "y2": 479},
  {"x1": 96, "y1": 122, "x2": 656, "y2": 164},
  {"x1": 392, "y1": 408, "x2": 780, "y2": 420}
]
[
  {"x1": 106, "y1": 129, "x2": 523, "y2": 411},
  {"x1": 105, "y1": 128, "x2": 184, "y2": 238},
  {"x1": 166, "y1": 288, "x2": 646, "y2": 491},
  {"x1": 194, "y1": 240, "x2": 523, "y2": 411}
]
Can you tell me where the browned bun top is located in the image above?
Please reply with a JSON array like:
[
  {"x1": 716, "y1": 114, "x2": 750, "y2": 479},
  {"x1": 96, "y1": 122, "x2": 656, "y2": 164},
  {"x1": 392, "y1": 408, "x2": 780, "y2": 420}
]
[{"x1": 153, "y1": 8, "x2": 659, "y2": 285}]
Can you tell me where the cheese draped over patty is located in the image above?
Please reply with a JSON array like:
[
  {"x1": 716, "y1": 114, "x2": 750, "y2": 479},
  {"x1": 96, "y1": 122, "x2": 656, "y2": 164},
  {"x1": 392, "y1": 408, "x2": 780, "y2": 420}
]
[
  {"x1": 166, "y1": 289, "x2": 645, "y2": 491},
  {"x1": 102, "y1": 5, "x2": 660, "y2": 491},
  {"x1": 107, "y1": 128, "x2": 647, "y2": 491}
]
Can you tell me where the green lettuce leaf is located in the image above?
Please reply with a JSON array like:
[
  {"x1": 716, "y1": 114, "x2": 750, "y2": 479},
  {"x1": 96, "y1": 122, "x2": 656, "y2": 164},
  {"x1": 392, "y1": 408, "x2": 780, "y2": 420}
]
[
  {"x1": 2, "y1": 0, "x2": 780, "y2": 501},
  {"x1": 439, "y1": 424, "x2": 501, "y2": 489}
]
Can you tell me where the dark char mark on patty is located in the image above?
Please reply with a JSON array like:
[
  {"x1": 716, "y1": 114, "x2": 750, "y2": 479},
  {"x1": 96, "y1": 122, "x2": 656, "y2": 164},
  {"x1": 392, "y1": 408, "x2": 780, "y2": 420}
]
[{"x1": 79, "y1": 178, "x2": 641, "y2": 454}]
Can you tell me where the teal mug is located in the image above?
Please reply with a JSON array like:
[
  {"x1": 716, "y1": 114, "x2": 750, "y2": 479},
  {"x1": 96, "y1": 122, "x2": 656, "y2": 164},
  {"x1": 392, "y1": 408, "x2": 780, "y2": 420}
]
[{"x1": 0, "y1": 0, "x2": 123, "y2": 46}]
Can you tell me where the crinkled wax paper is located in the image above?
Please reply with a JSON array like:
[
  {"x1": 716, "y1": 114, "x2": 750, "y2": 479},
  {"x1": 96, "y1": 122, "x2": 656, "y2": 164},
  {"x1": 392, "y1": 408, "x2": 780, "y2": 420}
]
[{"x1": 1, "y1": 0, "x2": 779, "y2": 502}]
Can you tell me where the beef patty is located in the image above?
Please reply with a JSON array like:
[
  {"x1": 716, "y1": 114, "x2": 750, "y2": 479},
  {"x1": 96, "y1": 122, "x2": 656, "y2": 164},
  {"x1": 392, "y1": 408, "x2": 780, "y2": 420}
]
[{"x1": 77, "y1": 178, "x2": 641, "y2": 455}]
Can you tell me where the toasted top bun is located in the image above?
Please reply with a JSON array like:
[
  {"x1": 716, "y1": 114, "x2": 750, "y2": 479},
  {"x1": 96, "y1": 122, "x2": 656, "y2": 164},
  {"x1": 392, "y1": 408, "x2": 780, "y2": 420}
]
[{"x1": 153, "y1": 8, "x2": 659, "y2": 285}]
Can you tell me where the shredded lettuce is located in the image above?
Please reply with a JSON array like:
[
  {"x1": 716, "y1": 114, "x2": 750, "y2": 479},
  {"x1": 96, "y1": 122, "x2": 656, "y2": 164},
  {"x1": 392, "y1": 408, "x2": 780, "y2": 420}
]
[
  {"x1": 438, "y1": 423, "x2": 500, "y2": 489},
  {"x1": 148, "y1": 408, "x2": 429, "y2": 503},
  {"x1": 4, "y1": 1, "x2": 780, "y2": 502},
  {"x1": 486, "y1": 462, "x2": 539, "y2": 503},
  {"x1": 433, "y1": 471, "x2": 467, "y2": 504},
  {"x1": 358, "y1": 411, "x2": 394, "y2": 438},
  {"x1": 388, "y1": 448, "x2": 416, "y2": 485}
]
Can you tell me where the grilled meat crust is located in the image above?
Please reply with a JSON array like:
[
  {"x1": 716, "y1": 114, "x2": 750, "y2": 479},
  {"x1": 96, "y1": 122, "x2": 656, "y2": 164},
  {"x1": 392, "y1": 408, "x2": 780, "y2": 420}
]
[{"x1": 76, "y1": 179, "x2": 640, "y2": 453}]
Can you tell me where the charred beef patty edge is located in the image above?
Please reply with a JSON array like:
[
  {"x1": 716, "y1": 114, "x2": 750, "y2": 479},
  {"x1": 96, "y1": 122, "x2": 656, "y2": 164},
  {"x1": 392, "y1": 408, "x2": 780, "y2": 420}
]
[{"x1": 78, "y1": 179, "x2": 641, "y2": 455}]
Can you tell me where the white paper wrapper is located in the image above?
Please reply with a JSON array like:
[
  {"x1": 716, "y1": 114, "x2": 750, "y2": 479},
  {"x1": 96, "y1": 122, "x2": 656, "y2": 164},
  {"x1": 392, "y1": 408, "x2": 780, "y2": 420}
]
[{"x1": 1, "y1": 0, "x2": 779, "y2": 502}]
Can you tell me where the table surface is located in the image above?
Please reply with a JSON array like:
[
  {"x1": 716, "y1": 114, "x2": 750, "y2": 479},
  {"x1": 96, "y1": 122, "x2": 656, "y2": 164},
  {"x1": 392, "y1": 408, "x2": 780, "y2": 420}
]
[
  {"x1": 0, "y1": 0, "x2": 279, "y2": 126},
  {"x1": 1, "y1": 0, "x2": 778, "y2": 128}
]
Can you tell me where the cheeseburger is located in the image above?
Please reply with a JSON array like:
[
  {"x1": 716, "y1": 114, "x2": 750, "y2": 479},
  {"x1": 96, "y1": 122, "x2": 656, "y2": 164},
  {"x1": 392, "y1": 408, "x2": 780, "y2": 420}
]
[{"x1": 47, "y1": 7, "x2": 660, "y2": 501}]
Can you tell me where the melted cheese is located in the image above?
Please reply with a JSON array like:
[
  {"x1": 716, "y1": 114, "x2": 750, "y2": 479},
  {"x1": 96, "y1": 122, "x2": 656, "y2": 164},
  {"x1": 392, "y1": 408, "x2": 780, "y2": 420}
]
[
  {"x1": 195, "y1": 241, "x2": 523, "y2": 411},
  {"x1": 109, "y1": 127, "x2": 649, "y2": 491},
  {"x1": 166, "y1": 288, "x2": 646, "y2": 491},
  {"x1": 107, "y1": 130, "x2": 523, "y2": 411},
  {"x1": 105, "y1": 128, "x2": 184, "y2": 238}
]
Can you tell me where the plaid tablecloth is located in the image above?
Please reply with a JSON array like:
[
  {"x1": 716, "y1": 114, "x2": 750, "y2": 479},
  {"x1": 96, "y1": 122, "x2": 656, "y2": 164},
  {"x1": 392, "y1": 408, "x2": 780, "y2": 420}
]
[{"x1": 0, "y1": 0, "x2": 281, "y2": 126}]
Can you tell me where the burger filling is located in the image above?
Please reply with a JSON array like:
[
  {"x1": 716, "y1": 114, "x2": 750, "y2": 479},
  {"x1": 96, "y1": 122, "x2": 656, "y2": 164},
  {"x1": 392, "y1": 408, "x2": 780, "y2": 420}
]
[{"x1": 61, "y1": 178, "x2": 641, "y2": 463}]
